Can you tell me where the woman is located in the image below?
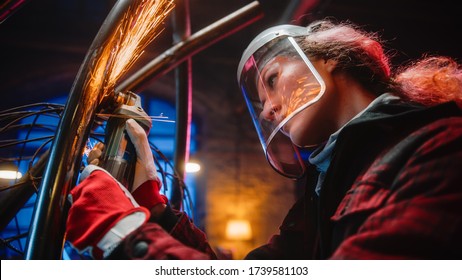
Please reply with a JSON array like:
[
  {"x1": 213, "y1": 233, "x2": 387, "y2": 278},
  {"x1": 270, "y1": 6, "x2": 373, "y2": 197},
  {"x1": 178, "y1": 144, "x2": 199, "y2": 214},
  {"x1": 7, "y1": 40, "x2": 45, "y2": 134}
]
[
  {"x1": 238, "y1": 20, "x2": 462, "y2": 259},
  {"x1": 66, "y1": 19, "x2": 462, "y2": 259}
]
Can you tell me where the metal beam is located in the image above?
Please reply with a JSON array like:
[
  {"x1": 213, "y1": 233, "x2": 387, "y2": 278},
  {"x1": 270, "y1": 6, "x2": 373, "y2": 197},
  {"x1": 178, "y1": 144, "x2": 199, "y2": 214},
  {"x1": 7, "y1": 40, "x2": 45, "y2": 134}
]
[{"x1": 116, "y1": 1, "x2": 263, "y2": 93}]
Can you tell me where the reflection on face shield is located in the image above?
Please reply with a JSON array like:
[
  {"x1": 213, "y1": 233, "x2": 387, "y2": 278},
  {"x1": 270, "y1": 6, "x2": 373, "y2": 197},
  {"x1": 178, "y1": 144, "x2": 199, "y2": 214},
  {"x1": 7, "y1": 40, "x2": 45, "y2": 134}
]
[
  {"x1": 238, "y1": 31, "x2": 326, "y2": 178},
  {"x1": 256, "y1": 55, "x2": 323, "y2": 133}
]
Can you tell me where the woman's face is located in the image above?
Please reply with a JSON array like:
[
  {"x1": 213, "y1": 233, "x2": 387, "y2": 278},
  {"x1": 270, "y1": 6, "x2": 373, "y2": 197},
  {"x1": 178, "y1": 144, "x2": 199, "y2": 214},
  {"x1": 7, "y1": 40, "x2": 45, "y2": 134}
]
[{"x1": 257, "y1": 56, "x2": 337, "y2": 147}]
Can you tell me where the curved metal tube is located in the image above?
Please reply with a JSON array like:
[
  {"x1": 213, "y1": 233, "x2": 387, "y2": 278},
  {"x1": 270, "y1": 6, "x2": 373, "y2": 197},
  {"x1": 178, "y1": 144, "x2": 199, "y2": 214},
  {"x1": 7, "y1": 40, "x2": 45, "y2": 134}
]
[
  {"x1": 24, "y1": 0, "x2": 262, "y2": 259},
  {"x1": 25, "y1": 0, "x2": 133, "y2": 259}
]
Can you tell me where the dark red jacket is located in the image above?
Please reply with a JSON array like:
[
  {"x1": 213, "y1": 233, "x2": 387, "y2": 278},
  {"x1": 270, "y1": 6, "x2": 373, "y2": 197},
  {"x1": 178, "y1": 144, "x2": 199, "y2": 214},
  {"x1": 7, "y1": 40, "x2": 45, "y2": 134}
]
[
  {"x1": 247, "y1": 99, "x2": 462, "y2": 259},
  {"x1": 111, "y1": 98, "x2": 462, "y2": 259},
  {"x1": 107, "y1": 206, "x2": 217, "y2": 259}
]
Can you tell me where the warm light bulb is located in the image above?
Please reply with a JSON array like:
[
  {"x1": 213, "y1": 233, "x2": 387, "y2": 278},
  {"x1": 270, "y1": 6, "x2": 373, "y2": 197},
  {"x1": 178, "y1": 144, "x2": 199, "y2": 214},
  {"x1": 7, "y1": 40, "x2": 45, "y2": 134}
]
[
  {"x1": 185, "y1": 162, "x2": 201, "y2": 173},
  {"x1": 226, "y1": 219, "x2": 252, "y2": 240},
  {"x1": 0, "y1": 170, "x2": 22, "y2": 180}
]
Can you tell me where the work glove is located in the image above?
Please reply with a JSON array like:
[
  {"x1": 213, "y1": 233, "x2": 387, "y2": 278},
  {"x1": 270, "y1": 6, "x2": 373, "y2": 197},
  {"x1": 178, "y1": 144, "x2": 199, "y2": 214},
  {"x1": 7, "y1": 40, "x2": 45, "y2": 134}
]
[
  {"x1": 86, "y1": 119, "x2": 167, "y2": 209},
  {"x1": 125, "y1": 119, "x2": 168, "y2": 209},
  {"x1": 66, "y1": 167, "x2": 150, "y2": 259}
]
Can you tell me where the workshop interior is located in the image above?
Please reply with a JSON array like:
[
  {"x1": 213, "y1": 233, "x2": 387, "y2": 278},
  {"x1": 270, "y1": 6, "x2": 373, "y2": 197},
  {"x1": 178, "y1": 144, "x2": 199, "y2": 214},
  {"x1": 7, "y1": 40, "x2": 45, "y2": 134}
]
[{"x1": 0, "y1": 0, "x2": 460, "y2": 259}]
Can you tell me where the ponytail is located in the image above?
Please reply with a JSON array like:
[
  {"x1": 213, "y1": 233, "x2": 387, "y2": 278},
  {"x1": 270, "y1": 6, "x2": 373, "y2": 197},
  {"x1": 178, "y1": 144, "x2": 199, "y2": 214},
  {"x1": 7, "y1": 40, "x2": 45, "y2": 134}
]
[{"x1": 392, "y1": 56, "x2": 462, "y2": 107}]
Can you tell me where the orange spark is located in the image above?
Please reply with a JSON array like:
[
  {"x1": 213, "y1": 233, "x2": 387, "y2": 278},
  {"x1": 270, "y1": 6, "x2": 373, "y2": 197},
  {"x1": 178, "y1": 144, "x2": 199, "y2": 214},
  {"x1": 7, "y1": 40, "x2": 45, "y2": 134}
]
[
  {"x1": 86, "y1": 0, "x2": 175, "y2": 103},
  {"x1": 286, "y1": 77, "x2": 321, "y2": 116}
]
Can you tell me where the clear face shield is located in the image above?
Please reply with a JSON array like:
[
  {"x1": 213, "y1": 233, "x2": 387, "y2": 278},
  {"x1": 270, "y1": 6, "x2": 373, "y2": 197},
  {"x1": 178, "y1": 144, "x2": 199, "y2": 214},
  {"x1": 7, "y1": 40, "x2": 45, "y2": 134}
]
[{"x1": 237, "y1": 26, "x2": 326, "y2": 178}]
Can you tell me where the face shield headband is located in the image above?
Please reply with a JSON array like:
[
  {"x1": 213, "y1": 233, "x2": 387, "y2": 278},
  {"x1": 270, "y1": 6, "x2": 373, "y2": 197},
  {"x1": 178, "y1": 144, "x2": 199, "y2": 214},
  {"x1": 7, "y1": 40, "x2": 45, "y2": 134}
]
[{"x1": 238, "y1": 28, "x2": 326, "y2": 178}]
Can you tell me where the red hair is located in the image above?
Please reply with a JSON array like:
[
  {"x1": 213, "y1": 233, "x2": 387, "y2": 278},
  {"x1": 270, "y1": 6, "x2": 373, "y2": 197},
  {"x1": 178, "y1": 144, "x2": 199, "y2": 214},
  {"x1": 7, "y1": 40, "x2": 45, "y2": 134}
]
[
  {"x1": 298, "y1": 19, "x2": 462, "y2": 107},
  {"x1": 393, "y1": 56, "x2": 462, "y2": 106}
]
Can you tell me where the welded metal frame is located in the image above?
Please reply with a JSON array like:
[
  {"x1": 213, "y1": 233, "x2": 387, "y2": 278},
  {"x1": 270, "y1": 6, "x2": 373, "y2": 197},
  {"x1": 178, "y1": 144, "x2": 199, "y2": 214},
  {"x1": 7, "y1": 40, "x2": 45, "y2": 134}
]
[
  {"x1": 23, "y1": 0, "x2": 263, "y2": 259},
  {"x1": 25, "y1": 0, "x2": 135, "y2": 259}
]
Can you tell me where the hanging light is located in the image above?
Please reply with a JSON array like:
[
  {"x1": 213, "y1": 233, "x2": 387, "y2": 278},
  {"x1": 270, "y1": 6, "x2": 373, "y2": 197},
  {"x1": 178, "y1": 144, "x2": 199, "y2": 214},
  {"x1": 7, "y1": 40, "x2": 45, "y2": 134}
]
[
  {"x1": 226, "y1": 219, "x2": 252, "y2": 241},
  {"x1": 185, "y1": 162, "x2": 201, "y2": 173},
  {"x1": 0, "y1": 165, "x2": 22, "y2": 180}
]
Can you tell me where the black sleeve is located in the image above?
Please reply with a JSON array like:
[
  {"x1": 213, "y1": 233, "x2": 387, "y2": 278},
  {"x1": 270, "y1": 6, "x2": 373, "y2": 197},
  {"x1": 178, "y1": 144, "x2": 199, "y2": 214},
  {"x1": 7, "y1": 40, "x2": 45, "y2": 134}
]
[{"x1": 150, "y1": 204, "x2": 179, "y2": 232}]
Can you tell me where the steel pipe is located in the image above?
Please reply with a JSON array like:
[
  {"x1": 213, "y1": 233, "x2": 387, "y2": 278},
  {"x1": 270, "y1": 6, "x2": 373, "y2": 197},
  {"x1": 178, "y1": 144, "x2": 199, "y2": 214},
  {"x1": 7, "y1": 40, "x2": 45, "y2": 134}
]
[
  {"x1": 25, "y1": 0, "x2": 134, "y2": 259},
  {"x1": 170, "y1": 0, "x2": 192, "y2": 210}
]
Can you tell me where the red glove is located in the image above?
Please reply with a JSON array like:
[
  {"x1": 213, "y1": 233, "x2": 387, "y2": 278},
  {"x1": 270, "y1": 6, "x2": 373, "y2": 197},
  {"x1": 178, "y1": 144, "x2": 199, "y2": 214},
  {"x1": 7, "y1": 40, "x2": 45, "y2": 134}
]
[
  {"x1": 66, "y1": 167, "x2": 150, "y2": 259},
  {"x1": 131, "y1": 178, "x2": 168, "y2": 210}
]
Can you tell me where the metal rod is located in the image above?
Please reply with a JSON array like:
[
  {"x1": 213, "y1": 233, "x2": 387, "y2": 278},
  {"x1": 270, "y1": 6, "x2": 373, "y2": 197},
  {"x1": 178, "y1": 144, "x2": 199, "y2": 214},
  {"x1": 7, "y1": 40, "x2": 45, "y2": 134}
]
[
  {"x1": 116, "y1": 0, "x2": 263, "y2": 93},
  {"x1": 170, "y1": 0, "x2": 192, "y2": 210},
  {"x1": 23, "y1": 0, "x2": 262, "y2": 259},
  {"x1": 0, "y1": 151, "x2": 48, "y2": 231},
  {"x1": 0, "y1": 0, "x2": 30, "y2": 24},
  {"x1": 278, "y1": 0, "x2": 320, "y2": 24},
  {"x1": 25, "y1": 0, "x2": 133, "y2": 259}
]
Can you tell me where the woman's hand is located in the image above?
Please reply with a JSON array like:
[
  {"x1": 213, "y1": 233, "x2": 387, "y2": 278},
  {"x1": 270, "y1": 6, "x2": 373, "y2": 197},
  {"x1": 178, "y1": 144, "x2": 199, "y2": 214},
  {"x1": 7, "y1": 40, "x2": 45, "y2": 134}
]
[
  {"x1": 82, "y1": 120, "x2": 167, "y2": 211},
  {"x1": 125, "y1": 119, "x2": 167, "y2": 215},
  {"x1": 125, "y1": 118, "x2": 159, "y2": 192},
  {"x1": 87, "y1": 142, "x2": 104, "y2": 166},
  {"x1": 86, "y1": 119, "x2": 158, "y2": 191}
]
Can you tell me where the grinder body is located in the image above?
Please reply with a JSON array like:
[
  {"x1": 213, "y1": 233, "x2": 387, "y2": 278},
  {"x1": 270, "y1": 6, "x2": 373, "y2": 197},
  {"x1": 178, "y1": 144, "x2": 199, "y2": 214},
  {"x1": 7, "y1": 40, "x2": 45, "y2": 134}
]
[{"x1": 100, "y1": 91, "x2": 151, "y2": 191}]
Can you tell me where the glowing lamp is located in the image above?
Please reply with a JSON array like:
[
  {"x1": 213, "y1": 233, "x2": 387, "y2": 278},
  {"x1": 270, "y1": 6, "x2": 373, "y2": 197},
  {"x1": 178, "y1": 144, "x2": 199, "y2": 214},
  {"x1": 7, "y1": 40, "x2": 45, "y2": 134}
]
[
  {"x1": 0, "y1": 170, "x2": 22, "y2": 180},
  {"x1": 226, "y1": 219, "x2": 252, "y2": 241},
  {"x1": 185, "y1": 162, "x2": 201, "y2": 173}
]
